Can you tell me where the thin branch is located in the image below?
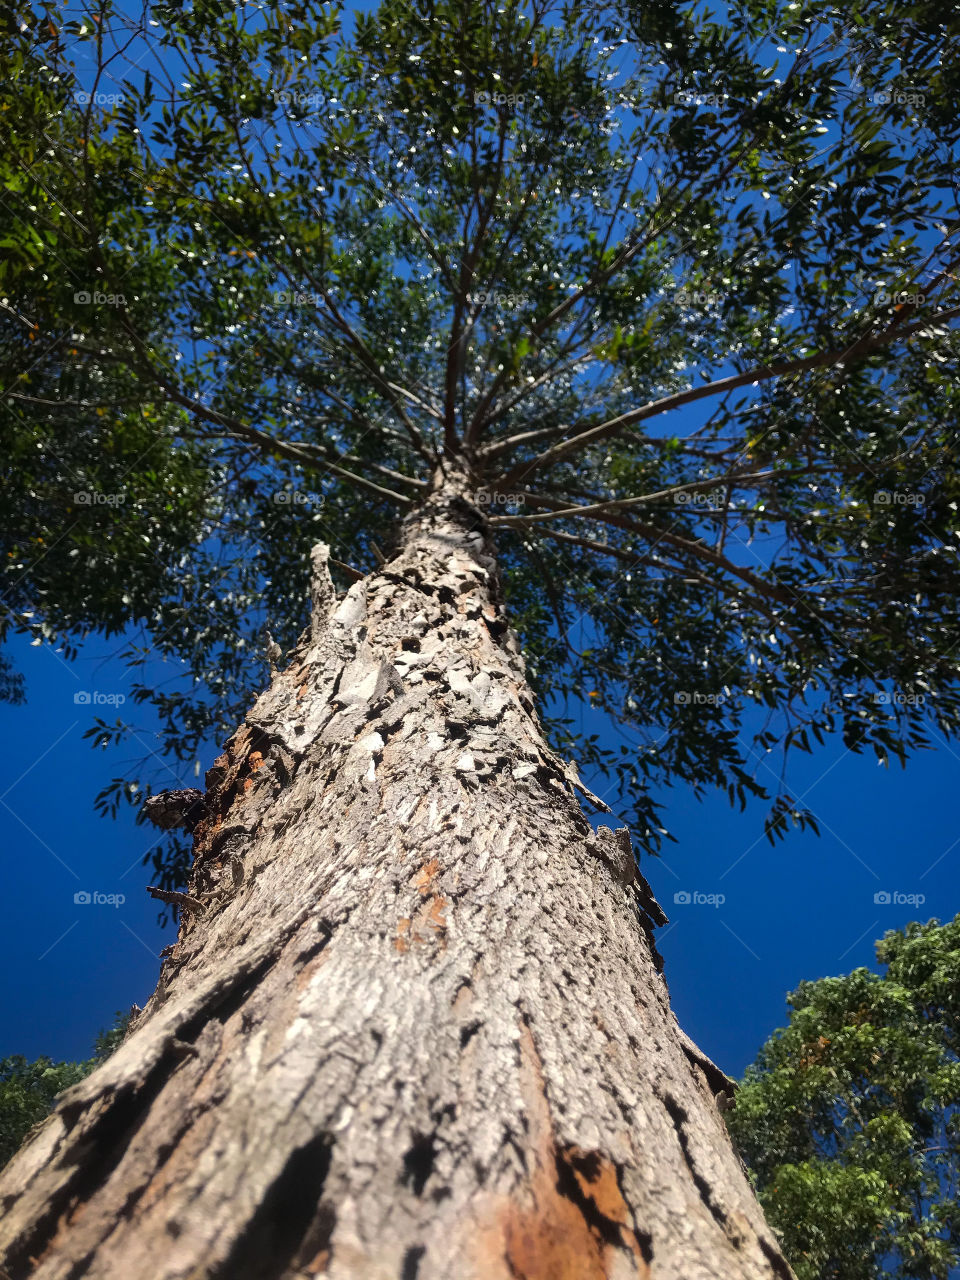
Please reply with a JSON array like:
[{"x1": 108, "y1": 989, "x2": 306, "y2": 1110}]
[
  {"x1": 493, "y1": 469, "x2": 782, "y2": 524},
  {"x1": 207, "y1": 432, "x2": 413, "y2": 506},
  {"x1": 509, "y1": 523, "x2": 801, "y2": 639},
  {"x1": 497, "y1": 306, "x2": 960, "y2": 487},
  {"x1": 111, "y1": 322, "x2": 414, "y2": 507},
  {"x1": 497, "y1": 489, "x2": 796, "y2": 609},
  {"x1": 445, "y1": 110, "x2": 509, "y2": 450}
]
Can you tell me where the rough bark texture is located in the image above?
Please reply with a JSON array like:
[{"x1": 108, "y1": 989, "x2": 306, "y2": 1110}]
[{"x1": 0, "y1": 465, "x2": 794, "y2": 1280}]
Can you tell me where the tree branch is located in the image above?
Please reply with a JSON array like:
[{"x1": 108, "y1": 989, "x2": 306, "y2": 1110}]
[
  {"x1": 511, "y1": 525, "x2": 803, "y2": 640},
  {"x1": 496, "y1": 489, "x2": 797, "y2": 610},
  {"x1": 496, "y1": 307, "x2": 960, "y2": 487},
  {"x1": 494, "y1": 469, "x2": 782, "y2": 524}
]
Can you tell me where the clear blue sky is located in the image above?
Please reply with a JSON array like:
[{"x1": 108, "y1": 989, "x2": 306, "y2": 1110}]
[{"x1": 1, "y1": 622, "x2": 956, "y2": 1077}]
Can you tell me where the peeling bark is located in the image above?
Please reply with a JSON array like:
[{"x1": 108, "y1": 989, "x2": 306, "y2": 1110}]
[{"x1": 0, "y1": 465, "x2": 794, "y2": 1280}]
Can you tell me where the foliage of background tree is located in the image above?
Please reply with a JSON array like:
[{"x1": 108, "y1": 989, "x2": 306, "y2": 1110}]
[
  {"x1": 729, "y1": 915, "x2": 960, "y2": 1280},
  {"x1": 0, "y1": 1011, "x2": 130, "y2": 1169},
  {"x1": 2, "y1": 0, "x2": 960, "y2": 895}
]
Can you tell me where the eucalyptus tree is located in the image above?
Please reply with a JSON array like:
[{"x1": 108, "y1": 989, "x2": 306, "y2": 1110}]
[{"x1": 1, "y1": 0, "x2": 960, "y2": 1275}]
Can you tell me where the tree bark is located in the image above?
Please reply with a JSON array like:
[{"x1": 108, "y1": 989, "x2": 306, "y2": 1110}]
[{"x1": 0, "y1": 464, "x2": 794, "y2": 1280}]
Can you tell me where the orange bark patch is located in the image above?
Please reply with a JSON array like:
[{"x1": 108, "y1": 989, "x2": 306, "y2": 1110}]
[
  {"x1": 498, "y1": 1146, "x2": 650, "y2": 1280},
  {"x1": 248, "y1": 751, "x2": 264, "y2": 771},
  {"x1": 414, "y1": 857, "x2": 441, "y2": 896},
  {"x1": 296, "y1": 949, "x2": 331, "y2": 992},
  {"x1": 394, "y1": 896, "x2": 448, "y2": 954},
  {"x1": 411, "y1": 894, "x2": 447, "y2": 949},
  {"x1": 297, "y1": 682, "x2": 310, "y2": 701},
  {"x1": 471, "y1": 1024, "x2": 650, "y2": 1280},
  {"x1": 425, "y1": 894, "x2": 447, "y2": 935},
  {"x1": 395, "y1": 918, "x2": 412, "y2": 953},
  {"x1": 302, "y1": 1246, "x2": 330, "y2": 1274},
  {"x1": 502, "y1": 1190, "x2": 603, "y2": 1280}
]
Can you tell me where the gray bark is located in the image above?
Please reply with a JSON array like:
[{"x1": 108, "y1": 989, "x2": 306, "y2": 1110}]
[{"x1": 0, "y1": 465, "x2": 793, "y2": 1280}]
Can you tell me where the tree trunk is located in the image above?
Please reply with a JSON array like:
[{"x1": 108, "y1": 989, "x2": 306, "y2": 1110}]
[{"x1": 0, "y1": 465, "x2": 793, "y2": 1280}]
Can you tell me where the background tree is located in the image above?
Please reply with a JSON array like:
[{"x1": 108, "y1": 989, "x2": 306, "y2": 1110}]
[{"x1": 729, "y1": 915, "x2": 960, "y2": 1280}]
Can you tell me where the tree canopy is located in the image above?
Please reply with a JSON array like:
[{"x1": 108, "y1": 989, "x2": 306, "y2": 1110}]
[
  {"x1": 3, "y1": 0, "x2": 960, "y2": 886},
  {"x1": 729, "y1": 915, "x2": 960, "y2": 1280}
]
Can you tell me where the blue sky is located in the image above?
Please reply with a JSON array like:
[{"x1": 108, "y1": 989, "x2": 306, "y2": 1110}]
[{"x1": 1, "y1": 619, "x2": 955, "y2": 1077}]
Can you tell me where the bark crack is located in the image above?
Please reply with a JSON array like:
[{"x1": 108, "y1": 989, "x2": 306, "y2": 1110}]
[
  {"x1": 662, "y1": 1091, "x2": 729, "y2": 1235},
  {"x1": 402, "y1": 1133, "x2": 439, "y2": 1198},
  {"x1": 210, "y1": 1133, "x2": 335, "y2": 1280},
  {"x1": 400, "y1": 1243, "x2": 426, "y2": 1280},
  {"x1": 759, "y1": 1235, "x2": 796, "y2": 1280}
]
